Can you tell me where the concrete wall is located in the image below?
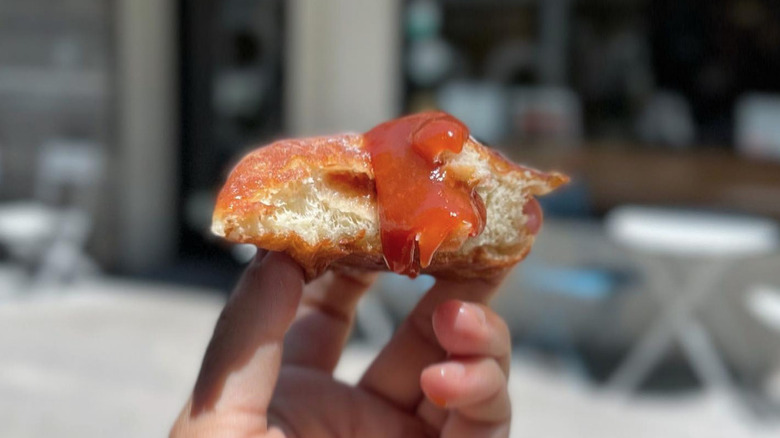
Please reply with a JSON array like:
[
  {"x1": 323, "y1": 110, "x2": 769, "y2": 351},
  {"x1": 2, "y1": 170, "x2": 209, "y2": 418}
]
[
  {"x1": 286, "y1": 0, "x2": 402, "y2": 135},
  {"x1": 115, "y1": 0, "x2": 178, "y2": 273}
]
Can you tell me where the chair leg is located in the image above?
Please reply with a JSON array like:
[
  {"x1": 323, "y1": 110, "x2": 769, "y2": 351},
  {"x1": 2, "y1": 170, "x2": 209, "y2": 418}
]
[
  {"x1": 678, "y1": 319, "x2": 732, "y2": 390},
  {"x1": 32, "y1": 209, "x2": 94, "y2": 287},
  {"x1": 605, "y1": 310, "x2": 679, "y2": 392},
  {"x1": 606, "y1": 258, "x2": 727, "y2": 393}
]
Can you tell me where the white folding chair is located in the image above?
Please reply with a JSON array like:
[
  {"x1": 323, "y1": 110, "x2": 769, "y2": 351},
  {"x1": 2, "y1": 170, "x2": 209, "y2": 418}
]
[
  {"x1": 605, "y1": 206, "x2": 780, "y2": 411},
  {"x1": 0, "y1": 139, "x2": 104, "y2": 285}
]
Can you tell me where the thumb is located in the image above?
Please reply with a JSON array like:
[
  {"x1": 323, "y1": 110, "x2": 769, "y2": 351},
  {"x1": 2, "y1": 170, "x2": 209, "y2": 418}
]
[{"x1": 174, "y1": 251, "x2": 304, "y2": 434}]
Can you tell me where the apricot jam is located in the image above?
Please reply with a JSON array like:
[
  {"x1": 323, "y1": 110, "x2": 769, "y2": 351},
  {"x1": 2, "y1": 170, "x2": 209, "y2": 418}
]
[{"x1": 364, "y1": 112, "x2": 486, "y2": 276}]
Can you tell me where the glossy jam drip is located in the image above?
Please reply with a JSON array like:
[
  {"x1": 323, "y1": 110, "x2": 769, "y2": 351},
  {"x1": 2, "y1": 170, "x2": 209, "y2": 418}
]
[{"x1": 364, "y1": 111, "x2": 486, "y2": 276}]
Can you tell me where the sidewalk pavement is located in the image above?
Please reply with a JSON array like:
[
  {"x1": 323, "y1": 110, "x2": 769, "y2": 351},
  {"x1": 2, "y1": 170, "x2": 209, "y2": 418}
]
[{"x1": 0, "y1": 271, "x2": 778, "y2": 437}]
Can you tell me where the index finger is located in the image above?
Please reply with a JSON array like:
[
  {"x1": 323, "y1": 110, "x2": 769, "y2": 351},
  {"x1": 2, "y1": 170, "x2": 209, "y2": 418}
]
[{"x1": 172, "y1": 252, "x2": 305, "y2": 435}]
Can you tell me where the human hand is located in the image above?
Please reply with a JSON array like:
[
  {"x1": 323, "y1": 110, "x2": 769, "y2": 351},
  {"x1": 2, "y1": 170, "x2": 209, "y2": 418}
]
[{"x1": 171, "y1": 251, "x2": 513, "y2": 437}]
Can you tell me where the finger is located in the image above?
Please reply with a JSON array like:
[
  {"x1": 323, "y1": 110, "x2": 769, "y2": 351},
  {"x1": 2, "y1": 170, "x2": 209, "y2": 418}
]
[
  {"x1": 359, "y1": 271, "x2": 509, "y2": 411},
  {"x1": 420, "y1": 358, "x2": 511, "y2": 438},
  {"x1": 421, "y1": 358, "x2": 510, "y2": 421},
  {"x1": 432, "y1": 300, "x2": 511, "y2": 375},
  {"x1": 175, "y1": 252, "x2": 304, "y2": 431},
  {"x1": 416, "y1": 299, "x2": 513, "y2": 430},
  {"x1": 441, "y1": 413, "x2": 510, "y2": 438},
  {"x1": 283, "y1": 270, "x2": 378, "y2": 372}
]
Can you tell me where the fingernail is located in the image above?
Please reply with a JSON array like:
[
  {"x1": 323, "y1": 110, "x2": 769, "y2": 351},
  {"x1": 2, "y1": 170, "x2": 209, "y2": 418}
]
[
  {"x1": 439, "y1": 362, "x2": 465, "y2": 380},
  {"x1": 429, "y1": 363, "x2": 465, "y2": 408},
  {"x1": 455, "y1": 302, "x2": 486, "y2": 332}
]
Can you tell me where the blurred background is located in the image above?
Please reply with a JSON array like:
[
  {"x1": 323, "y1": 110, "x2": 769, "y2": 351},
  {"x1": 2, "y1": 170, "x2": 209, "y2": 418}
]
[{"x1": 2, "y1": 0, "x2": 780, "y2": 436}]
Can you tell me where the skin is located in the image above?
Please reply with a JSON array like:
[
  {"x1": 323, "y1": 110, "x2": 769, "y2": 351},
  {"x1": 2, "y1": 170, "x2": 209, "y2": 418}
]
[{"x1": 171, "y1": 250, "x2": 513, "y2": 438}]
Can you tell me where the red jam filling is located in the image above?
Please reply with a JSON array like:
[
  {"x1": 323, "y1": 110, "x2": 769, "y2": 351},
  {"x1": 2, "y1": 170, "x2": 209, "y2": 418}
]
[{"x1": 364, "y1": 112, "x2": 486, "y2": 276}]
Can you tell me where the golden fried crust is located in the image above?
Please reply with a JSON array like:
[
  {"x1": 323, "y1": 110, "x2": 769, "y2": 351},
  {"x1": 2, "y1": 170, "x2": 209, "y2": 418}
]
[
  {"x1": 213, "y1": 133, "x2": 567, "y2": 280},
  {"x1": 215, "y1": 134, "x2": 372, "y2": 220}
]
